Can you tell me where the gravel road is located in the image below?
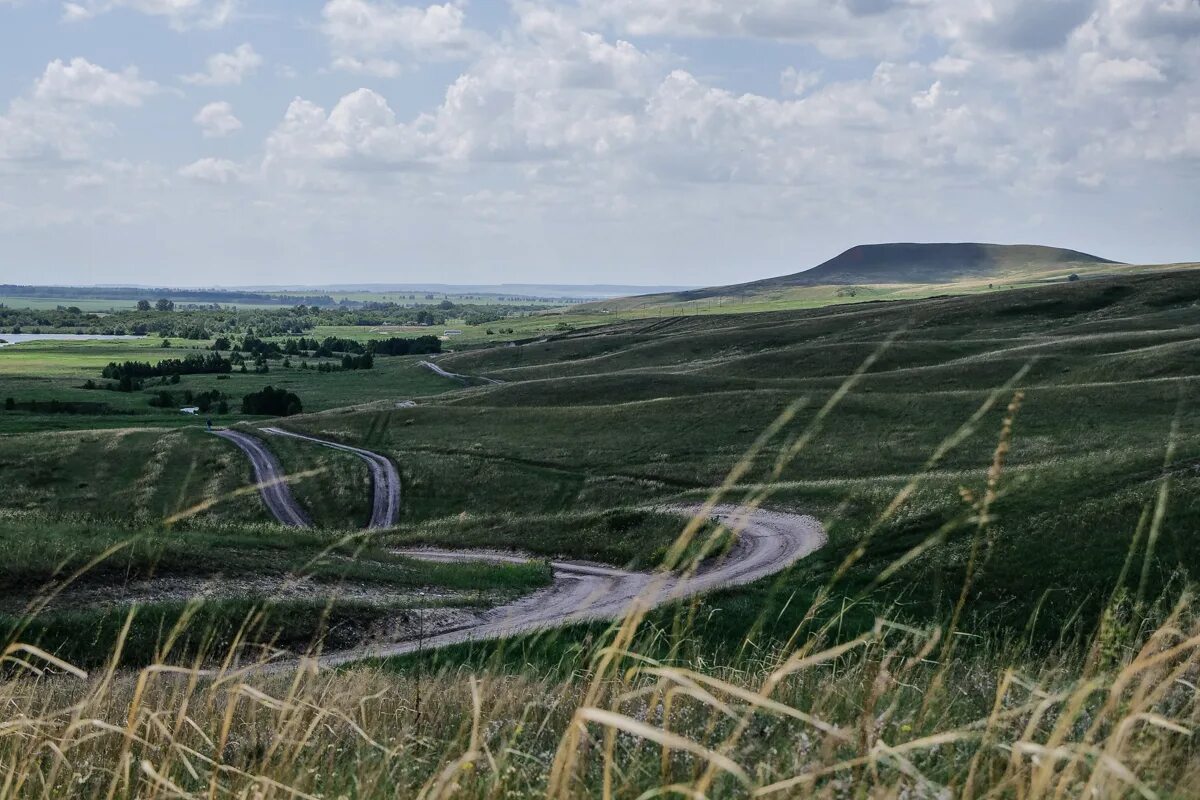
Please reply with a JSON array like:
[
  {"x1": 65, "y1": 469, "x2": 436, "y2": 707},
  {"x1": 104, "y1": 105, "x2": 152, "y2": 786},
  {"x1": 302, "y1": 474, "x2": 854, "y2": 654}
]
[
  {"x1": 418, "y1": 359, "x2": 504, "y2": 384},
  {"x1": 213, "y1": 427, "x2": 827, "y2": 667},
  {"x1": 212, "y1": 430, "x2": 312, "y2": 528},
  {"x1": 318, "y1": 504, "x2": 826, "y2": 666},
  {"x1": 262, "y1": 427, "x2": 401, "y2": 529}
]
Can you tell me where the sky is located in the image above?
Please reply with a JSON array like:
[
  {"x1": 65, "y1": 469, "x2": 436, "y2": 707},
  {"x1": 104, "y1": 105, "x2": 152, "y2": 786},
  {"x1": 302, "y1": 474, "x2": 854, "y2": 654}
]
[{"x1": 0, "y1": 0, "x2": 1197, "y2": 287}]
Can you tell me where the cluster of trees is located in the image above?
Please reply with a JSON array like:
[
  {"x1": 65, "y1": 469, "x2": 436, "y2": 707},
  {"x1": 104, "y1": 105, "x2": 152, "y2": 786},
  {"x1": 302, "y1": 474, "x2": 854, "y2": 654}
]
[
  {"x1": 242, "y1": 386, "x2": 302, "y2": 417},
  {"x1": 148, "y1": 389, "x2": 228, "y2": 413},
  {"x1": 2, "y1": 398, "x2": 111, "y2": 415},
  {"x1": 215, "y1": 334, "x2": 440, "y2": 361},
  {"x1": 101, "y1": 353, "x2": 232, "y2": 384},
  {"x1": 341, "y1": 353, "x2": 373, "y2": 370},
  {"x1": 2, "y1": 298, "x2": 546, "y2": 338},
  {"x1": 369, "y1": 335, "x2": 442, "y2": 356}
]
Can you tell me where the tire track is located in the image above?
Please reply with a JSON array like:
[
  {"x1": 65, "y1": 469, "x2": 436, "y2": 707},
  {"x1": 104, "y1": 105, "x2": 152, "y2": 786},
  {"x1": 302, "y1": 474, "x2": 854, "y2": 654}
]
[
  {"x1": 212, "y1": 430, "x2": 312, "y2": 528},
  {"x1": 319, "y1": 504, "x2": 826, "y2": 666},
  {"x1": 262, "y1": 427, "x2": 401, "y2": 529}
]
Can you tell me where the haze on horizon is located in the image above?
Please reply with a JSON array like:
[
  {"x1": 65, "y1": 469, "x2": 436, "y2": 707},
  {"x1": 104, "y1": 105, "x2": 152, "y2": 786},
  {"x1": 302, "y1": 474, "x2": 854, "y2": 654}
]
[{"x1": 0, "y1": 0, "x2": 1197, "y2": 288}]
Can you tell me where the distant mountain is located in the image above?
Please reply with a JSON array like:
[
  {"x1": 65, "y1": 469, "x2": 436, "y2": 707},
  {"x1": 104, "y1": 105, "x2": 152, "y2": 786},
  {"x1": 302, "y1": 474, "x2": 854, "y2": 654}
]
[
  {"x1": 582, "y1": 242, "x2": 1132, "y2": 311},
  {"x1": 782, "y1": 242, "x2": 1119, "y2": 285},
  {"x1": 662, "y1": 242, "x2": 1119, "y2": 302}
]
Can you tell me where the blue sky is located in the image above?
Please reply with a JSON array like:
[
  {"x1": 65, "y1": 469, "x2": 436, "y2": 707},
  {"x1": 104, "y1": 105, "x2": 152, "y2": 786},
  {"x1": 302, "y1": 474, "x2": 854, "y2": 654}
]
[{"x1": 0, "y1": 0, "x2": 1197, "y2": 287}]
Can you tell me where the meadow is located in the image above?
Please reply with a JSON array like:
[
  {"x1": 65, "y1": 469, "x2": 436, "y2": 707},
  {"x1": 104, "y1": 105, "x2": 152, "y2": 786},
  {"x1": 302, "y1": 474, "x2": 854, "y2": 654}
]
[{"x1": 2, "y1": 268, "x2": 1200, "y2": 796}]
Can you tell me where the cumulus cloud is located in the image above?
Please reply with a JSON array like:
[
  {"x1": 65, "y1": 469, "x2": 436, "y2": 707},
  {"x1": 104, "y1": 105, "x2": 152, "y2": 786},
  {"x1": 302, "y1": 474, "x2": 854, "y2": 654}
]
[
  {"x1": 34, "y1": 58, "x2": 158, "y2": 106},
  {"x1": 320, "y1": 0, "x2": 486, "y2": 62},
  {"x1": 6, "y1": 0, "x2": 1199, "y2": 278},
  {"x1": 193, "y1": 101, "x2": 242, "y2": 137},
  {"x1": 182, "y1": 43, "x2": 262, "y2": 86},
  {"x1": 61, "y1": 0, "x2": 237, "y2": 30},
  {"x1": 780, "y1": 67, "x2": 821, "y2": 96},
  {"x1": 178, "y1": 157, "x2": 242, "y2": 183},
  {"x1": 1, "y1": 58, "x2": 160, "y2": 165},
  {"x1": 0, "y1": 100, "x2": 94, "y2": 163},
  {"x1": 331, "y1": 56, "x2": 406, "y2": 77},
  {"x1": 580, "y1": 0, "x2": 930, "y2": 57}
]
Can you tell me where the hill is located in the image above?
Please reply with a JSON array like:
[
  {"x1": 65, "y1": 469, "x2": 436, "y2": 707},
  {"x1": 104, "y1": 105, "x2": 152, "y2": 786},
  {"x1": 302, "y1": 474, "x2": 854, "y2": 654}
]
[
  {"x1": 582, "y1": 242, "x2": 1184, "y2": 315},
  {"x1": 775, "y1": 241, "x2": 1117, "y2": 284},
  {"x1": 683, "y1": 242, "x2": 1117, "y2": 300}
]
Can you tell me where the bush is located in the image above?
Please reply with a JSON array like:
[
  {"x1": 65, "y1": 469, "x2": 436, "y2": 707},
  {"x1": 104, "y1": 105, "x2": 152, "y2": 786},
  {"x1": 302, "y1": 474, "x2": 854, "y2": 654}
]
[
  {"x1": 148, "y1": 391, "x2": 176, "y2": 408},
  {"x1": 241, "y1": 386, "x2": 302, "y2": 417}
]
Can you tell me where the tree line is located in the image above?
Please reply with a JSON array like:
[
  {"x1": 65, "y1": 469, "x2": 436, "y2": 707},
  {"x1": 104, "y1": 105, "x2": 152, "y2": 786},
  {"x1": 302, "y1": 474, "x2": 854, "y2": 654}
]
[
  {"x1": 101, "y1": 353, "x2": 232, "y2": 385},
  {"x1": 1, "y1": 300, "x2": 544, "y2": 337}
]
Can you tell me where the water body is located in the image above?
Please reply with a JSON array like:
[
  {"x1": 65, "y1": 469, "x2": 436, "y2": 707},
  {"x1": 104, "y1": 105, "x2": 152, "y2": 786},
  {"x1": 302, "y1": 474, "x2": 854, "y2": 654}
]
[{"x1": 0, "y1": 333, "x2": 146, "y2": 348}]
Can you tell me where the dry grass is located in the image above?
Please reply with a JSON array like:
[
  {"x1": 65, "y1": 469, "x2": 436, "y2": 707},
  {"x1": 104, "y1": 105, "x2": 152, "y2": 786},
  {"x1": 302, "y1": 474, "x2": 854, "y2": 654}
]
[{"x1": 1, "y1": 593, "x2": 1197, "y2": 798}]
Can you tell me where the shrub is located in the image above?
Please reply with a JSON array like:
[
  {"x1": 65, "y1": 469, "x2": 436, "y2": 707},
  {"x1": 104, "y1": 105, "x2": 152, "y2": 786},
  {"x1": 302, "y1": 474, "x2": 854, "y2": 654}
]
[{"x1": 241, "y1": 386, "x2": 302, "y2": 417}]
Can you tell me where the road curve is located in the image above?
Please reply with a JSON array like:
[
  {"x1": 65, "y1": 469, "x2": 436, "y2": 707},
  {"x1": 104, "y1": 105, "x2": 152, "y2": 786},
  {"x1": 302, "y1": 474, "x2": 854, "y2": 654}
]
[
  {"x1": 419, "y1": 359, "x2": 504, "y2": 385},
  {"x1": 318, "y1": 504, "x2": 826, "y2": 666},
  {"x1": 262, "y1": 427, "x2": 401, "y2": 529},
  {"x1": 212, "y1": 430, "x2": 312, "y2": 528}
]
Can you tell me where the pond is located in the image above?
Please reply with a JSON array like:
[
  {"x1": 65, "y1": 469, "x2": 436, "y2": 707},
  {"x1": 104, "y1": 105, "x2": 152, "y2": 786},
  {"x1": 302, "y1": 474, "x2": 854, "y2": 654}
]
[{"x1": 0, "y1": 333, "x2": 146, "y2": 348}]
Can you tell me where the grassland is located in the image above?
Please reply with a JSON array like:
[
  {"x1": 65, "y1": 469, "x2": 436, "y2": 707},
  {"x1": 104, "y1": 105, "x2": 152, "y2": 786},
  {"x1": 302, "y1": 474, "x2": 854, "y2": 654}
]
[
  {"x1": 255, "y1": 270, "x2": 1200, "y2": 647},
  {"x1": 4, "y1": 266, "x2": 1200, "y2": 797},
  {"x1": 582, "y1": 259, "x2": 1200, "y2": 316},
  {"x1": 0, "y1": 337, "x2": 457, "y2": 435}
]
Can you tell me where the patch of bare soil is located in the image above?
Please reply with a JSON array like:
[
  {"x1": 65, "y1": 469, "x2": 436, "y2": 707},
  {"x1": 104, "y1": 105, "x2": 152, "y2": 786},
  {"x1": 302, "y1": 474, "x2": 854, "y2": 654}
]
[{"x1": 6, "y1": 576, "x2": 488, "y2": 650}]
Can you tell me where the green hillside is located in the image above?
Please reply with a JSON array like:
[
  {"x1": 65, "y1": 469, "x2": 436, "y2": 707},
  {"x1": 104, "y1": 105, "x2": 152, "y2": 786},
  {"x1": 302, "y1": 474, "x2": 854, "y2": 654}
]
[
  {"x1": 775, "y1": 241, "x2": 1116, "y2": 284},
  {"x1": 584, "y1": 242, "x2": 1170, "y2": 316},
  {"x1": 5, "y1": 269, "x2": 1200, "y2": 796}
]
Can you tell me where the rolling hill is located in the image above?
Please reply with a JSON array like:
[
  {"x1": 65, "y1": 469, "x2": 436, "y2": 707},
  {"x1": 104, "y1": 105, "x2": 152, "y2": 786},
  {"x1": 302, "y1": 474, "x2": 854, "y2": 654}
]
[
  {"x1": 583, "y1": 242, "x2": 1173, "y2": 314},
  {"x1": 775, "y1": 242, "x2": 1117, "y2": 284}
]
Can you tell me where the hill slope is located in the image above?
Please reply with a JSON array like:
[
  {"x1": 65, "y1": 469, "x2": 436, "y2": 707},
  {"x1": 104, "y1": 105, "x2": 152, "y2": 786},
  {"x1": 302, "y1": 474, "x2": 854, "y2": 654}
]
[
  {"x1": 783, "y1": 242, "x2": 1117, "y2": 284},
  {"x1": 585, "y1": 242, "x2": 1150, "y2": 313}
]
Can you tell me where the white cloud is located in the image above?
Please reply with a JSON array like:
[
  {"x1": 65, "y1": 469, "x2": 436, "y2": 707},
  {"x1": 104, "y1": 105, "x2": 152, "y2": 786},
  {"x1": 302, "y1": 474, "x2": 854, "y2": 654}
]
[
  {"x1": 331, "y1": 56, "x2": 406, "y2": 77},
  {"x1": 178, "y1": 157, "x2": 242, "y2": 183},
  {"x1": 581, "y1": 0, "x2": 930, "y2": 57},
  {"x1": 61, "y1": 0, "x2": 237, "y2": 30},
  {"x1": 320, "y1": 0, "x2": 486, "y2": 61},
  {"x1": 34, "y1": 58, "x2": 158, "y2": 106},
  {"x1": 780, "y1": 67, "x2": 821, "y2": 96},
  {"x1": 0, "y1": 100, "x2": 96, "y2": 163},
  {"x1": 1, "y1": 59, "x2": 158, "y2": 165},
  {"x1": 182, "y1": 43, "x2": 262, "y2": 86},
  {"x1": 193, "y1": 101, "x2": 242, "y2": 137}
]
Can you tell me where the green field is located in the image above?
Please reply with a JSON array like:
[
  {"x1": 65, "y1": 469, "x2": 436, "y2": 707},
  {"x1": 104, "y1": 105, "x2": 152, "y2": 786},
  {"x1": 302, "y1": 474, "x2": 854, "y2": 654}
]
[{"x1": 4, "y1": 267, "x2": 1200, "y2": 796}]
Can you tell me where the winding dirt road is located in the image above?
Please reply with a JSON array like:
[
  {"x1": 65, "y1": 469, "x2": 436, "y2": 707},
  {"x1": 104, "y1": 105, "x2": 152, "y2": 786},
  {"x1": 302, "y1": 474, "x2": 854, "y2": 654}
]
[
  {"x1": 213, "y1": 430, "x2": 312, "y2": 528},
  {"x1": 261, "y1": 427, "x2": 401, "y2": 529},
  {"x1": 320, "y1": 505, "x2": 826, "y2": 665},
  {"x1": 419, "y1": 359, "x2": 504, "y2": 385},
  {"x1": 216, "y1": 428, "x2": 826, "y2": 666}
]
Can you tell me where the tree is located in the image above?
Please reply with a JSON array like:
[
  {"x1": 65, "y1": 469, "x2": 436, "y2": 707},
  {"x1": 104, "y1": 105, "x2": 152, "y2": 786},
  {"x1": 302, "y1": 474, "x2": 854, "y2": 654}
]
[
  {"x1": 241, "y1": 386, "x2": 302, "y2": 417},
  {"x1": 155, "y1": 298, "x2": 175, "y2": 312},
  {"x1": 161, "y1": 339, "x2": 171, "y2": 348},
  {"x1": 3, "y1": 397, "x2": 14, "y2": 411},
  {"x1": 137, "y1": 300, "x2": 152, "y2": 312}
]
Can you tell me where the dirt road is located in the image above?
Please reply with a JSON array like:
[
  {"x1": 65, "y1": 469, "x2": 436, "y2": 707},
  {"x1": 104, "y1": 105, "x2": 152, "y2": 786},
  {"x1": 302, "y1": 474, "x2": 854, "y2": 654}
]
[
  {"x1": 214, "y1": 429, "x2": 827, "y2": 666},
  {"x1": 418, "y1": 359, "x2": 504, "y2": 385},
  {"x1": 319, "y1": 504, "x2": 825, "y2": 666},
  {"x1": 212, "y1": 430, "x2": 312, "y2": 528},
  {"x1": 262, "y1": 427, "x2": 401, "y2": 529}
]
